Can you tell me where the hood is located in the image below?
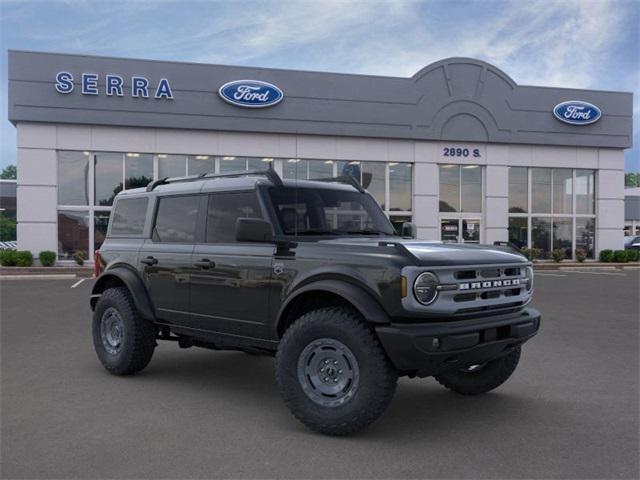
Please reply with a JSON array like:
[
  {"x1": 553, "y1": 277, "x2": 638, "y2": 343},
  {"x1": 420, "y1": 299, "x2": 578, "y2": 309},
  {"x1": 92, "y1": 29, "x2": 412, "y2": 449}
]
[{"x1": 318, "y1": 237, "x2": 527, "y2": 266}]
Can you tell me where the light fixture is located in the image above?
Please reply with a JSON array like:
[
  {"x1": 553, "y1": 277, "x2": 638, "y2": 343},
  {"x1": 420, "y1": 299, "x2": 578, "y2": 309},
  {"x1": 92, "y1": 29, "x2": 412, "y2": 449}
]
[
  {"x1": 195, "y1": 155, "x2": 209, "y2": 160},
  {"x1": 288, "y1": 159, "x2": 300, "y2": 163},
  {"x1": 389, "y1": 162, "x2": 398, "y2": 166},
  {"x1": 157, "y1": 154, "x2": 167, "y2": 159},
  {"x1": 126, "y1": 153, "x2": 140, "y2": 157},
  {"x1": 82, "y1": 151, "x2": 90, "y2": 156},
  {"x1": 463, "y1": 165, "x2": 479, "y2": 169},
  {"x1": 222, "y1": 156, "x2": 236, "y2": 161},
  {"x1": 349, "y1": 161, "x2": 360, "y2": 165},
  {"x1": 441, "y1": 164, "x2": 456, "y2": 168},
  {"x1": 324, "y1": 160, "x2": 334, "y2": 164},
  {"x1": 262, "y1": 158, "x2": 273, "y2": 162}
]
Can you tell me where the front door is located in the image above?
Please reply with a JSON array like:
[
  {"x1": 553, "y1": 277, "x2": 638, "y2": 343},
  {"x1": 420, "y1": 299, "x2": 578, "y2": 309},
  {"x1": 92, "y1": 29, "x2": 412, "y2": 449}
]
[
  {"x1": 139, "y1": 194, "x2": 201, "y2": 324},
  {"x1": 440, "y1": 217, "x2": 482, "y2": 243},
  {"x1": 188, "y1": 191, "x2": 273, "y2": 340}
]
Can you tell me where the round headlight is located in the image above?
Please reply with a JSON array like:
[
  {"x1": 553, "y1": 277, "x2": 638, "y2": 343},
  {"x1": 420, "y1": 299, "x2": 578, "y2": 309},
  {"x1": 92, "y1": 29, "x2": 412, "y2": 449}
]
[
  {"x1": 525, "y1": 266, "x2": 534, "y2": 292},
  {"x1": 414, "y1": 272, "x2": 439, "y2": 305}
]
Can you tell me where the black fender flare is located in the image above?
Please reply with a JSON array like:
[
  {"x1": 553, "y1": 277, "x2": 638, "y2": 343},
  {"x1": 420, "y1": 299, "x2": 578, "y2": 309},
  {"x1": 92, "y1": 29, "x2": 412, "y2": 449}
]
[
  {"x1": 90, "y1": 266, "x2": 156, "y2": 321},
  {"x1": 277, "y1": 279, "x2": 391, "y2": 333}
]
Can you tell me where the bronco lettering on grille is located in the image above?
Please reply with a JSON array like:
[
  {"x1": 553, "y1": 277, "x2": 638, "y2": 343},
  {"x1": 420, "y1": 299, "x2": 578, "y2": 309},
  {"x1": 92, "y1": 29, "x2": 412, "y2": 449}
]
[{"x1": 459, "y1": 279, "x2": 520, "y2": 290}]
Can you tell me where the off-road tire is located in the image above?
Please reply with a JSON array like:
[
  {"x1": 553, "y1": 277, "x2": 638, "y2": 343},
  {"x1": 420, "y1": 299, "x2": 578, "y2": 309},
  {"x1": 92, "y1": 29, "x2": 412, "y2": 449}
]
[
  {"x1": 92, "y1": 287, "x2": 156, "y2": 375},
  {"x1": 434, "y1": 347, "x2": 521, "y2": 395},
  {"x1": 275, "y1": 307, "x2": 398, "y2": 436}
]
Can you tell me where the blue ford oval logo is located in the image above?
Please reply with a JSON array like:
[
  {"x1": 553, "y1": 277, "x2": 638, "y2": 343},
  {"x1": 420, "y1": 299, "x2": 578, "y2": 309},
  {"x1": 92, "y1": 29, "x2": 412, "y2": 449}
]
[
  {"x1": 553, "y1": 100, "x2": 601, "y2": 125},
  {"x1": 218, "y1": 80, "x2": 283, "y2": 108}
]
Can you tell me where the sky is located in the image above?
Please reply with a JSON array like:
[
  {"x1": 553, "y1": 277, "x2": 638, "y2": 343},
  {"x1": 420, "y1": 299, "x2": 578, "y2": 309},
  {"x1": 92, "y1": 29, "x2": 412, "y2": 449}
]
[{"x1": 0, "y1": 0, "x2": 638, "y2": 172}]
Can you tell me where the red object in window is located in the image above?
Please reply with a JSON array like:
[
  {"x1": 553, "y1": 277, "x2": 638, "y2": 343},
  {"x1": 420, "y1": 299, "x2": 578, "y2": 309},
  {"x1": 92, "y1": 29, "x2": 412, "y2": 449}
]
[{"x1": 94, "y1": 250, "x2": 101, "y2": 277}]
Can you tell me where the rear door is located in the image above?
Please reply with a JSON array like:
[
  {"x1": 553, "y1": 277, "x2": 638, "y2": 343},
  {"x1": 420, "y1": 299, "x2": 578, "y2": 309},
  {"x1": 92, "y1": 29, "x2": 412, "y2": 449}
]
[
  {"x1": 189, "y1": 190, "x2": 274, "y2": 339},
  {"x1": 139, "y1": 194, "x2": 202, "y2": 325}
]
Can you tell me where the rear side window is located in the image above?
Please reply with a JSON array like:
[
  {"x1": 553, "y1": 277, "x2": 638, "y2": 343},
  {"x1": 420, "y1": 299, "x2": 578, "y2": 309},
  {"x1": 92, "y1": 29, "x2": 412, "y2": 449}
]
[
  {"x1": 110, "y1": 197, "x2": 148, "y2": 236},
  {"x1": 154, "y1": 195, "x2": 200, "y2": 243},
  {"x1": 206, "y1": 192, "x2": 262, "y2": 243}
]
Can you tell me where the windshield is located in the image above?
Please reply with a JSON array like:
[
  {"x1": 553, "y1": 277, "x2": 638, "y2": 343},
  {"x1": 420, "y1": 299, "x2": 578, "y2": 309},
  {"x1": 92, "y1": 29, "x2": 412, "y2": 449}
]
[{"x1": 268, "y1": 186, "x2": 396, "y2": 236}]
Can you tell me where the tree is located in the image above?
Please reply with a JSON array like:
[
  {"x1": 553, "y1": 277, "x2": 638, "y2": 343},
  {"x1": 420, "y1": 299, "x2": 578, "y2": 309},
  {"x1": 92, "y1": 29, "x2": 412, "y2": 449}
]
[
  {"x1": 625, "y1": 172, "x2": 640, "y2": 188},
  {"x1": 1, "y1": 165, "x2": 16, "y2": 179}
]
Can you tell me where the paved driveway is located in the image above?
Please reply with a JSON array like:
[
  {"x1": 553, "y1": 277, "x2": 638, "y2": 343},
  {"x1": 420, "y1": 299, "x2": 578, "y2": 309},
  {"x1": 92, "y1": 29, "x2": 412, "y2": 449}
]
[{"x1": 1, "y1": 271, "x2": 638, "y2": 479}]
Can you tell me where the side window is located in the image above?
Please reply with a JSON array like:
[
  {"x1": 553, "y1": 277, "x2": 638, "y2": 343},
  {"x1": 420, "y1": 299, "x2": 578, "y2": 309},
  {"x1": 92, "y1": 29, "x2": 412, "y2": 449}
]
[
  {"x1": 206, "y1": 192, "x2": 262, "y2": 243},
  {"x1": 154, "y1": 195, "x2": 200, "y2": 243},
  {"x1": 110, "y1": 197, "x2": 148, "y2": 236}
]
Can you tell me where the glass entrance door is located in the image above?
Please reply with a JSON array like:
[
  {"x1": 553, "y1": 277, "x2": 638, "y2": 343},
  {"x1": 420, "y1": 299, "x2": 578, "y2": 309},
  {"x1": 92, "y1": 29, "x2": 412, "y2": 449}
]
[{"x1": 440, "y1": 218, "x2": 481, "y2": 243}]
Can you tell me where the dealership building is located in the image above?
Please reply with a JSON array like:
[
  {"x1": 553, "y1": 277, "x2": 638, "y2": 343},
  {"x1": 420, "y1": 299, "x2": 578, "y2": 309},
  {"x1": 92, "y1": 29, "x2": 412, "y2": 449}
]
[{"x1": 7, "y1": 50, "x2": 633, "y2": 261}]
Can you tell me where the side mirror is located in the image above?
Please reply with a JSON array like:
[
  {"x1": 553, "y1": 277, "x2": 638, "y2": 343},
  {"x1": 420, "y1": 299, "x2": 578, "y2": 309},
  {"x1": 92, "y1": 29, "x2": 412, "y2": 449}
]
[
  {"x1": 236, "y1": 218, "x2": 274, "y2": 243},
  {"x1": 401, "y1": 222, "x2": 416, "y2": 238}
]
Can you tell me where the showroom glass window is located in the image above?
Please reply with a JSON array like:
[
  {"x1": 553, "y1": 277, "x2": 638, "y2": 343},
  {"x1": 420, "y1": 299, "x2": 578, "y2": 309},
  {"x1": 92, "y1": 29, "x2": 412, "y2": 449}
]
[
  {"x1": 438, "y1": 165, "x2": 482, "y2": 213},
  {"x1": 508, "y1": 168, "x2": 596, "y2": 259}
]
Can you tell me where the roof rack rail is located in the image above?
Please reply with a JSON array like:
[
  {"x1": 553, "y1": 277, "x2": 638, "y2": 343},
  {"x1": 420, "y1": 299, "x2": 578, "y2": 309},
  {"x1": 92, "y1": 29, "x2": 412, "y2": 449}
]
[
  {"x1": 310, "y1": 175, "x2": 365, "y2": 193},
  {"x1": 146, "y1": 165, "x2": 283, "y2": 191}
]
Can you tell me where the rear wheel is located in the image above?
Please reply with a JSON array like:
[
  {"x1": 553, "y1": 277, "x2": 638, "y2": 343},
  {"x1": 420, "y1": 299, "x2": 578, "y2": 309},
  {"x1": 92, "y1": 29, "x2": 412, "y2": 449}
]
[
  {"x1": 92, "y1": 287, "x2": 156, "y2": 375},
  {"x1": 275, "y1": 307, "x2": 397, "y2": 436},
  {"x1": 434, "y1": 347, "x2": 521, "y2": 395}
]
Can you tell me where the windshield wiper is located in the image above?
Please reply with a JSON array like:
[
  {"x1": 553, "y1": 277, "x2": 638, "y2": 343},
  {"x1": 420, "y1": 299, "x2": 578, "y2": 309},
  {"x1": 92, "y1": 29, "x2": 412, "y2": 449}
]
[
  {"x1": 345, "y1": 230, "x2": 388, "y2": 236},
  {"x1": 290, "y1": 229, "x2": 342, "y2": 236}
]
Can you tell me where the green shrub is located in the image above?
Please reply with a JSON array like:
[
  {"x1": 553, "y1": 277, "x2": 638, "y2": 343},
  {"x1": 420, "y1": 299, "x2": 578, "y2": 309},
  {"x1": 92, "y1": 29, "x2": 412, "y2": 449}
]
[
  {"x1": 0, "y1": 249, "x2": 18, "y2": 266},
  {"x1": 72, "y1": 250, "x2": 86, "y2": 266},
  {"x1": 575, "y1": 249, "x2": 587, "y2": 263},
  {"x1": 613, "y1": 250, "x2": 628, "y2": 263},
  {"x1": 626, "y1": 249, "x2": 639, "y2": 262},
  {"x1": 551, "y1": 249, "x2": 565, "y2": 263},
  {"x1": 39, "y1": 250, "x2": 57, "y2": 267},
  {"x1": 521, "y1": 248, "x2": 542, "y2": 261},
  {"x1": 15, "y1": 250, "x2": 34, "y2": 267},
  {"x1": 599, "y1": 249, "x2": 614, "y2": 262}
]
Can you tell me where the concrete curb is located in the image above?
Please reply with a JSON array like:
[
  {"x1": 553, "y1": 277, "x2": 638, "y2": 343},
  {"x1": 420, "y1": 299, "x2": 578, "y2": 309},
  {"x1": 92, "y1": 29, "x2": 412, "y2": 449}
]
[
  {"x1": 0, "y1": 267, "x2": 93, "y2": 277},
  {"x1": 0, "y1": 274, "x2": 80, "y2": 280},
  {"x1": 533, "y1": 262, "x2": 639, "y2": 270}
]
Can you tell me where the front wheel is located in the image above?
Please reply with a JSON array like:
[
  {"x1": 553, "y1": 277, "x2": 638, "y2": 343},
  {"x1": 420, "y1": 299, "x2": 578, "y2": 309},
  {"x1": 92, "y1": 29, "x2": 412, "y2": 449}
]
[
  {"x1": 275, "y1": 307, "x2": 398, "y2": 436},
  {"x1": 434, "y1": 347, "x2": 521, "y2": 395}
]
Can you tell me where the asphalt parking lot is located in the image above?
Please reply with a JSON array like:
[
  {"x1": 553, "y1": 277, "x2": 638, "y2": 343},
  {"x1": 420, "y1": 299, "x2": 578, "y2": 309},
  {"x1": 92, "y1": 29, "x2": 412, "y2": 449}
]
[{"x1": 1, "y1": 271, "x2": 638, "y2": 479}]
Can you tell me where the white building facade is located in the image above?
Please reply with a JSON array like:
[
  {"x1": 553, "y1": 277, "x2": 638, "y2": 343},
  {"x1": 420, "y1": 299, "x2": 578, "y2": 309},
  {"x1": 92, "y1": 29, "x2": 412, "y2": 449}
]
[{"x1": 8, "y1": 51, "x2": 633, "y2": 262}]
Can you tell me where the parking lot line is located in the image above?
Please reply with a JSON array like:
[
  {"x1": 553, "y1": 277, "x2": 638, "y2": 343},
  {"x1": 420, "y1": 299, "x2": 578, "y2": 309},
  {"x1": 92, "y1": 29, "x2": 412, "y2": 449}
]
[
  {"x1": 70, "y1": 278, "x2": 86, "y2": 288},
  {"x1": 567, "y1": 270, "x2": 627, "y2": 276},
  {"x1": 534, "y1": 272, "x2": 567, "y2": 277}
]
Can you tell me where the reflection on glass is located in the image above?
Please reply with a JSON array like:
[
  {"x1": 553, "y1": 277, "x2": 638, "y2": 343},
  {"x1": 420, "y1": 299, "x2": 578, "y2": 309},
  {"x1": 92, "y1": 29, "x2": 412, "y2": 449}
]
[
  {"x1": 508, "y1": 217, "x2": 528, "y2": 249},
  {"x1": 389, "y1": 163, "x2": 412, "y2": 212},
  {"x1": 461, "y1": 165, "x2": 482, "y2": 213},
  {"x1": 248, "y1": 158, "x2": 269, "y2": 170},
  {"x1": 552, "y1": 217, "x2": 572, "y2": 257},
  {"x1": 158, "y1": 154, "x2": 187, "y2": 178},
  {"x1": 531, "y1": 168, "x2": 552, "y2": 213},
  {"x1": 439, "y1": 165, "x2": 459, "y2": 212},
  {"x1": 389, "y1": 215, "x2": 412, "y2": 235},
  {"x1": 94, "y1": 211, "x2": 111, "y2": 252},
  {"x1": 576, "y1": 170, "x2": 595, "y2": 214},
  {"x1": 219, "y1": 156, "x2": 247, "y2": 172},
  {"x1": 95, "y1": 153, "x2": 123, "y2": 207},
  {"x1": 308, "y1": 160, "x2": 333, "y2": 179},
  {"x1": 531, "y1": 217, "x2": 551, "y2": 258},
  {"x1": 440, "y1": 218, "x2": 459, "y2": 243},
  {"x1": 58, "y1": 210, "x2": 89, "y2": 259},
  {"x1": 362, "y1": 162, "x2": 385, "y2": 209},
  {"x1": 509, "y1": 167, "x2": 528, "y2": 213},
  {"x1": 576, "y1": 218, "x2": 595, "y2": 258},
  {"x1": 125, "y1": 154, "x2": 153, "y2": 190},
  {"x1": 58, "y1": 151, "x2": 89, "y2": 205},
  {"x1": 188, "y1": 156, "x2": 214, "y2": 176},
  {"x1": 553, "y1": 169, "x2": 572, "y2": 214},
  {"x1": 283, "y1": 159, "x2": 303, "y2": 179}
]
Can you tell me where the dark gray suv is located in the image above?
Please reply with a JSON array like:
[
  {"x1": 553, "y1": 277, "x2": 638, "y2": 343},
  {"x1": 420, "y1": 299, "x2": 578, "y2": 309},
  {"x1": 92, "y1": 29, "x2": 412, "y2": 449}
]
[{"x1": 91, "y1": 168, "x2": 540, "y2": 435}]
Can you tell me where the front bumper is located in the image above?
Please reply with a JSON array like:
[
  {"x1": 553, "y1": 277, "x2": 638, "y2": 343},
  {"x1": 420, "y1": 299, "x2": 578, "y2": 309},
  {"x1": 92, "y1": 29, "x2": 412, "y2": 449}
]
[{"x1": 375, "y1": 308, "x2": 541, "y2": 377}]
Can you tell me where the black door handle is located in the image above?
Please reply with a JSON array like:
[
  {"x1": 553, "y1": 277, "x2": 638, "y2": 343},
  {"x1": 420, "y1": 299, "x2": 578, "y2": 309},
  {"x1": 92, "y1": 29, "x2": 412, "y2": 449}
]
[
  {"x1": 194, "y1": 258, "x2": 214, "y2": 269},
  {"x1": 141, "y1": 256, "x2": 158, "y2": 266}
]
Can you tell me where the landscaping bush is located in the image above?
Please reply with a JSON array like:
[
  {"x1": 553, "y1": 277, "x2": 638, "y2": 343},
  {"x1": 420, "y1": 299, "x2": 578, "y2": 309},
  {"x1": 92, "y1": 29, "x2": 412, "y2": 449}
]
[
  {"x1": 15, "y1": 250, "x2": 34, "y2": 267},
  {"x1": 0, "y1": 249, "x2": 18, "y2": 266},
  {"x1": 613, "y1": 250, "x2": 628, "y2": 263},
  {"x1": 39, "y1": 250, "x2": 57, "y2": 267},
  {"x1": 521, "y1": 248, "x2": 542, "y2": 261},
  {"x1": 551, "y1": 249, "x2": 565, "y2": 263},
  {"x1": 626, "y1": 249, "x2": 639, "y2": 262},
  {"x1": 72, "y1": 250, "x2": 86, "y2": 266},
  {"x1": 599, "y1": 249, "x2": 614, "y2": 262},
  {"x1": 575, "y1": 249, "x2": 587, "y2": 263}
]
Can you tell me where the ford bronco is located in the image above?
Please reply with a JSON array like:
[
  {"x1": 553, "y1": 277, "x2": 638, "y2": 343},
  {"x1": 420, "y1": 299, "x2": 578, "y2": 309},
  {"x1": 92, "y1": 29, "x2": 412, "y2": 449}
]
[{"x1": 91, "y1": 167, "x2": 540, "y2": 435}]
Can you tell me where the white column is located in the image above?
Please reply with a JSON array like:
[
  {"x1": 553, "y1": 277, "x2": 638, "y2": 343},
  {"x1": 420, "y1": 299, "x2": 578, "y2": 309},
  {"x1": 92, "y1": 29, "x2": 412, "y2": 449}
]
[
  {"x1": 16, "y1": 123, "x2": 58, "y2": 258},
  {"x1": 413, "y1": 142, "x2": 439, "y2": 240},
  {"x1": 596, "y1": 149, "x2": 625, "y2": 253},
  {"x1": 484, "y1": 165, "x2": 509, "y2": 244}
]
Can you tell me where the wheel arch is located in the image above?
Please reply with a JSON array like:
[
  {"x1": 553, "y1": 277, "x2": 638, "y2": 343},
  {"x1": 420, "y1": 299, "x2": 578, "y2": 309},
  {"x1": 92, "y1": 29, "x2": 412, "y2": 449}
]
[
  {"x1": 276, "y1": 279, "x2": 390, "y2": 338},
  {"x1": 91, "y1": 265, "x2": 155, "y2": 321}
]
